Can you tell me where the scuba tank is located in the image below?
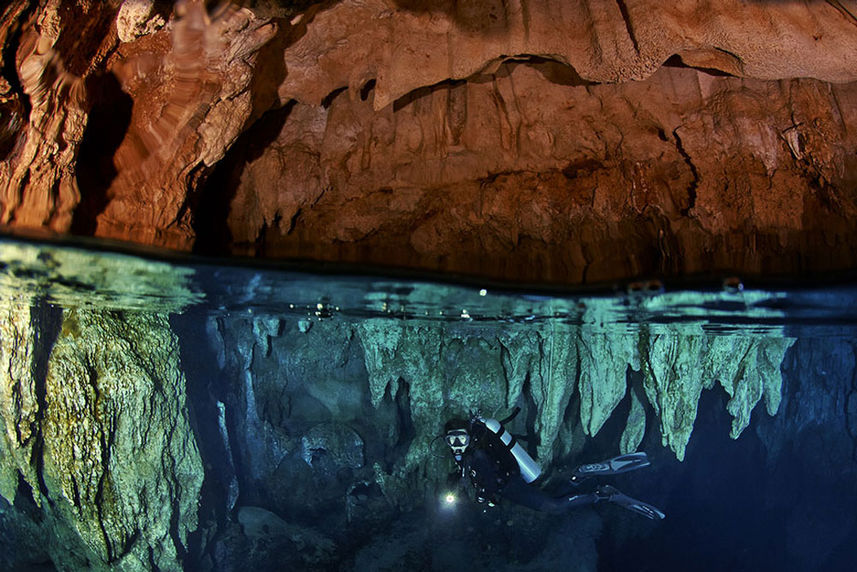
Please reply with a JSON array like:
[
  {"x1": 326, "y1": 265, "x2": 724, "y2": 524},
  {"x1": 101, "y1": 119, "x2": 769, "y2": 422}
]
[{"x1": 482, "y1": 416, "x2": 542, "y2": 483}]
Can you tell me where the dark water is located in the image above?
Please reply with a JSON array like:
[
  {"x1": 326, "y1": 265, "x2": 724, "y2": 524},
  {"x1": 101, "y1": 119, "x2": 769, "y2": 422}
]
[{"x1": 0, "y1": 236, "x2": 855, "y2": 571}]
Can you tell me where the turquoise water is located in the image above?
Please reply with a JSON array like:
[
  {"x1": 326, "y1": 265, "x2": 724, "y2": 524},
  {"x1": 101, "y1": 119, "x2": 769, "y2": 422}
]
[
  {"x1": 0, "y1": 236, "x2": 855, "y2": 570},
  {"x1": 4, "y1": 235, "x2": 854, "y2": 334}
]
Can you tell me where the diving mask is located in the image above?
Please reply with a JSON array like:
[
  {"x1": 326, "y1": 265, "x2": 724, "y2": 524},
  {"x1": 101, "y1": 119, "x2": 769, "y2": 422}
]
[{"x1": 445, "y1": 429, "x2": 470, "y2": 457}]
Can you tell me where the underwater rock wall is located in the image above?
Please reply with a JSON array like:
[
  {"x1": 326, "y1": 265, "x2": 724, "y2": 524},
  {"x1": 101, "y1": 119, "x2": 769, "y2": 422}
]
[
  {"x1": 0, "y1": 289, "x2": 843, "y2": 570},
  {"x1": 641, "y1": 328, "x2": 793, "y2": 460},
  {"x1": 193, "y1": 308, "x2": 803, "y2": 568},
  {"x1": 208, "y1": 312, "x2": 795, "y2": 496},
  {"x1": 0, "y1": 305, "x2": 203, "y2": 571},
  {"x1": 0, "y1": 302, "x2": 49, "y2": 506}
]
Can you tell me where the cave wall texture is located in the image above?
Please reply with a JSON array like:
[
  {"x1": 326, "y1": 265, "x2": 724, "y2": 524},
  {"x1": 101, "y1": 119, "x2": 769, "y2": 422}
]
[
  {"x1": 1, "y1": 293, "x2": 852, "y2": 570},
  {"x1": 0, "y1": 238, "x2": 854, "y2": 569},
  {"x1": 0, "y1": 243, "x2": 206, "y2": 570},
  {"x1": 1, "y1": 0, "x2": 857, "y2": 284},
  {"x1": 0, "y1": 303, "x2": 203, "y2": 571},
  {"x1": 2, "y1": 2, "x2": 857, "y2": 566}
]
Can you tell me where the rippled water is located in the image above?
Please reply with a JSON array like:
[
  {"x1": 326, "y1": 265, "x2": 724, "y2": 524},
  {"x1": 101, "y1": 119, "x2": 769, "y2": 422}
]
[{"x1": 3, "y1": 235, "x2": 855, "y2": 335}]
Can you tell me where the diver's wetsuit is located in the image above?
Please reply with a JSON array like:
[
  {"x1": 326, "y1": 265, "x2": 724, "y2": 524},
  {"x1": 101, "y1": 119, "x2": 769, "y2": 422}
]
[
  {"x1": 501, "y1": 475, "x2": 598, "y2": 513},
  {"x1": 455, "y1": 419, "x2": 597, "y2": 513}
]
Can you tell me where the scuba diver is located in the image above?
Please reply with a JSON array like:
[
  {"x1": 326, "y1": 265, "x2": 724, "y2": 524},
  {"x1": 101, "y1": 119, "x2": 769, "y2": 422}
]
[{"x1": 444, "y1": 409, "x2": 665, "y2": 520}]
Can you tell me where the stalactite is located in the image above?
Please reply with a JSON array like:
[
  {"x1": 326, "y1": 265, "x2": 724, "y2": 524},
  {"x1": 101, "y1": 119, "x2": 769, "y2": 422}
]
[
  {"x1": 355, "y1": 314, "x2": 794, "y2": 467},
  {"x1": 577, "y1": 331, "x2": 639, "y2": 438},
  {"x1": 42, "y1": 309, "x2": 203, "y2": 570}
]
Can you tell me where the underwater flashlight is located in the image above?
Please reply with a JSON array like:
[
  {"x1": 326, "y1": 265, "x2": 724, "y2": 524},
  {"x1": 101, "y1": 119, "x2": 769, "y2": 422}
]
[{"x1": 441, "y1": 491, "x2": 458, "y2": 510}]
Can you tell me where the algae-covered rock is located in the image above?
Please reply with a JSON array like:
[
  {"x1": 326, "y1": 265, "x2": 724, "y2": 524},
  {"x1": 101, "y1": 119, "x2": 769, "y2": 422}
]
[
  {"x1": 444, "y1": 335, "x2": 508, "y2": 416},
  {"x1": 640, "y1": 329, "x2": 795, "y2": 460},
  {"x1": 211, "y1": 290, "x2": 800, "y2": 540},
  {"x1": 41, "y1": 309, "x2": 203, "y2": 571},
  {"x1": 356, "y1": 314, "x2": 795, "y2": 468},
  {"x1": 642, "y1": 330, "x2": 710, "y2": 461},
  {"x1": 0, "y1": 302, "x2": 45, "y2": 504},
  {"x1": 718, "y1": 337, "x2": 795, "y2": 438},
  {"x1": 357, "y1": 320, "x2": 448, "y2": 469},
  {"x1": 620, "y1": 384, "x2": 647, "y2": 455},
  {"x1": 530, "y1": 324, "x2": 579, "y2": 462},
  {"x1": 499, "y1": 328, "x2": 540, "y2": 408},
  {"x1": 577, "y1": 332, "x2": 639, "y2": 438},
  {"x1": 0, "y1": 302, "x2": 204, "y2": 570}
]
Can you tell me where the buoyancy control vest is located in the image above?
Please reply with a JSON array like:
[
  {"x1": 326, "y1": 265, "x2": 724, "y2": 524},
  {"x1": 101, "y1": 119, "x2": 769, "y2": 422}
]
[{"x1": 461, "y1": 414, "x2": 542, "y2": 496}]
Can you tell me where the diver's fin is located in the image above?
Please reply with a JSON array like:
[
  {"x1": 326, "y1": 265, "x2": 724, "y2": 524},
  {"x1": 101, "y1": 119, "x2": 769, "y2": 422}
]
[
  {"x1": 596, "y1": 485, "x2": 665, "y2": 520},
  {"x1": 571, "y1": 452, "x2": 650, "y2": 483}
]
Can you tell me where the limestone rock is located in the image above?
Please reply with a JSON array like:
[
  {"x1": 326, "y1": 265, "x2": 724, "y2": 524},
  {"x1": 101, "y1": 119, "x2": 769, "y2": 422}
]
[
  {"x1": 529, "y1": 324, "x2": 579, "y2": 461},
  {"x1": 619, "y1": 385, "x2": 647, "y2": 455},
  {"x1": 360, "y1": 310, "x2": 797, "y2": 467},
  {"x1": 640, "y1": 328, "x2": 796, "y2": 460},
  {"x1": 356, "y1": 319, "x2": 407, "y2": 409},
  {"x1": 357, "y1": 321, "x2": 512, "y2": 469},
  {"x1": 643, "y1": 330, "x2": 710, "y2": 461},
  {"x1": 219, "y1": 57, "x2": 857, "y2": 283},
  {"x1": 0, "y1": 0, "x2": 97, "y2": 231},
  {"x1": 0, "y1": 260, "x2": 201, "y2": 561},
  {"x1": 300, "y1": 422, "x2": 364, "y2": 471},
  {"x1": 577, "y1": 332, "x2": 639, "y2": 438},
  {"x1": 0, "y1": 302, "x2": 46, "y2": 504},
  {"x1": 40, "y1": 309, "x2": 203, "y2": 570},
  {"x1": 718, "y1": 337, "x2": 795, "y2": 439},
  {"x1": 1, "y1": 1, "x2": 857, "y2": 284},
  {"x1": 116, "y1": 0, "x2": 165, "y2": 44},
  {"x1": 280, "y1": 0, "x2": 857, "y2": 109}
]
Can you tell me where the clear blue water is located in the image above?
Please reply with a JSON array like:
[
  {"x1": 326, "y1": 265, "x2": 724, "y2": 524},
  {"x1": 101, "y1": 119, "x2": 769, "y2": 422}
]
[
  {"x1": 1, "y1": 235, "x2": 855, "y2": 571},
  {"x1": 5, "y1": 235, "x2": 856, "y2": 335}
]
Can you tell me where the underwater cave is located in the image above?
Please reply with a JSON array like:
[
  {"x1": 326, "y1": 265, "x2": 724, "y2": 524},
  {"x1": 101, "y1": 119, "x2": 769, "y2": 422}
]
[{"x1": 1, "y1": 1, "x2": 857, "y2": 570}]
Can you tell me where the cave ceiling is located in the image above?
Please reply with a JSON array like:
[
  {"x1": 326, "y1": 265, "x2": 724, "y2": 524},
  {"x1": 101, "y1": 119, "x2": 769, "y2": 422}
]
[{"x1": 1, "y1": 0, "x2": 857, "y2": 285}]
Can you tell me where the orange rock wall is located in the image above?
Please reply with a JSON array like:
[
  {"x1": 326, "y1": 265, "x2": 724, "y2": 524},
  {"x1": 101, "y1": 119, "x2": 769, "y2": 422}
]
[
  {"x1": 222, "y1": 65, "x2": 857, "y2": 283},
  {"x1": 2, "y1": 0, "x2": 857, "y2": 284}
]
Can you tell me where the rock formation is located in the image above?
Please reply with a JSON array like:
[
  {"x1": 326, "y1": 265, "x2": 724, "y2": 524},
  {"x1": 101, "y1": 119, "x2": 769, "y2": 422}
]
[
  {"x1": 1, "y1": 0, "x2": 856, "y2": 567},
  {"x1": 42, "y1": 309, "x2": 202, "y2": 570},
  {"x1": 1, "y1": 0, "x2": 857, "y2": 284},
  {"x1": 1, "y1": 239, "x2": 854, "y2": 569},
  {"x1": 208, "y1": 291, "x2": 795, "y2": 502},
  {"x1": 0, "y1": 243, "x2": 204, "y2": 570}
]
